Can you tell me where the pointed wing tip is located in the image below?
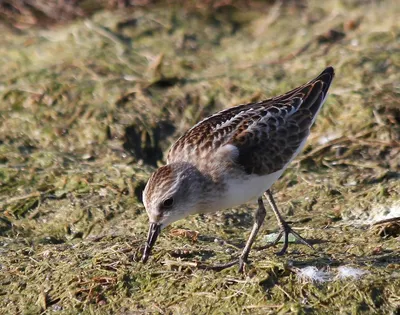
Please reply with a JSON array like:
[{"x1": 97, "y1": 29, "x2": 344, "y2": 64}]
[
  {"x1": 319, "y1": 66, "x2": 335, "y2": 80},
  {"x1": 318, "y1": 66, "x2": 335, "y2": 79},
  {"x1": 323, "y1": 66, "x2": 335, "y2": 75},
  {"x1": 315, "y1": 66, "x2": 335, "y2": 90}
]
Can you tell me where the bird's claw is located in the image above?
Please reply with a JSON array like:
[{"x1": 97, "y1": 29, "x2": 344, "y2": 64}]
[
  {"x1": 256, "y1": 223, "x2": 315, "y2": 255},
  {"x1": 196, "y1": 257, "x2": 250, "y2": 273}
]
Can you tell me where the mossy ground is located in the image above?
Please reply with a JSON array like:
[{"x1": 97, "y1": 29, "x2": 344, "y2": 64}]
[{"x1": 0, "y1": 0, "x2": 399, "y2": 314}]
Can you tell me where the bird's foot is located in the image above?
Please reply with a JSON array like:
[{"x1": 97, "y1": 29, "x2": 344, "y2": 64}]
[
  {"x1": 238, "y1": 256, "x2": 248, "y2": 273},
  {"x1": 257, "y1": 223, "x2": 315, "y2": 255},
  {"x1": 197, "y1": 256, "x2": 249, "y2": 273}
]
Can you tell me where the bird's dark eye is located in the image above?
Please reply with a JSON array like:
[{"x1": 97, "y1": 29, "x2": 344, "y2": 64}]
[{"x1": 162, "y1": 198, "x2": 174, "y2": 208}]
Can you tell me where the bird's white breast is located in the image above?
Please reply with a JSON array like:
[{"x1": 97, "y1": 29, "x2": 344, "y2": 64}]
[
  {"x1": 212, "y1": 136, "x2": 309, "y2": 212},
  {"x1": 216, "y1": 169, "x2": 284, "y2": 211}
]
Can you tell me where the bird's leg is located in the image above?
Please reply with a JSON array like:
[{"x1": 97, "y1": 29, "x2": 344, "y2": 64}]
[
  {"x1": 237, "y1": 197, "x2": 266, "y2": 272},
  {"x1": 200, "y1": 197, "x2": 266, "y2": 273},
  {"x1": 261, "y1": 189, "x2": 314, "y2": 255}
]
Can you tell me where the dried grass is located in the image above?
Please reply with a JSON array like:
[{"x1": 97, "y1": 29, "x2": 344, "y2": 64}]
[{"x1": 0, "y1": 0, "x2": 399, "y2": 313}]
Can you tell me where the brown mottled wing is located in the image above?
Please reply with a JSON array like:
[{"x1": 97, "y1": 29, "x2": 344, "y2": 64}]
[
  {"x1": 167, "y1": 67, "x2": 334, "y2": 169},
  {"x1": 167, "y1": 101, "x2": 254, "y2": 163},
  {"x1": 230, "y1": 67, "x2": 335, "y2": 175}
]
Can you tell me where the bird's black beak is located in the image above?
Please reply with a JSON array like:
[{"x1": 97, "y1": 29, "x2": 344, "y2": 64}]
[{"x1": 142, "y1": 223, "x2": 161, "y2": 263}]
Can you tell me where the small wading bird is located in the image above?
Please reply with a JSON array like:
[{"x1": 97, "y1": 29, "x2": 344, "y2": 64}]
[{"x1": 142, "y1": 67, "x2": 335, "y2": 271}]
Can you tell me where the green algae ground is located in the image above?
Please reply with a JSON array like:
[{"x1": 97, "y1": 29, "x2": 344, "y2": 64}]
[{"x1": 0, "y1": 0, "x2": 399, "y2": 314}]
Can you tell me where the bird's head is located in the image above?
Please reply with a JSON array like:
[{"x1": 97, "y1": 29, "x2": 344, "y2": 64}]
[{"x1": 141, "y1": 162, "x2": 208, "y2": 263}]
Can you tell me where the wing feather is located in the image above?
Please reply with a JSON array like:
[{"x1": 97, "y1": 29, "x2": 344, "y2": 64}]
[{"x1": 167, "y1": 67, "x2": 335, "y2": 175}]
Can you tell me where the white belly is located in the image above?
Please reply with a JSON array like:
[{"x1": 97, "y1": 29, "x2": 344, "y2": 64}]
[
  {"x1": 216, "y1": 169, "x2": 284, "y2": 211},
  {"x1": 214, "y1": 137, "x2": 309, "y2": 211}
]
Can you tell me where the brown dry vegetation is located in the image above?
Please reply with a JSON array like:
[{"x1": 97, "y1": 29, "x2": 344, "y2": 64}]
[{"x1": 0, "y1": 0, "x2": 399, "y2": 314}]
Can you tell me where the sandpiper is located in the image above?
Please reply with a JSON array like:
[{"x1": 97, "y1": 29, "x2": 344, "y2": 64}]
[{"x1": 142, "y1": 67, "x2": 335, "y2": 271}]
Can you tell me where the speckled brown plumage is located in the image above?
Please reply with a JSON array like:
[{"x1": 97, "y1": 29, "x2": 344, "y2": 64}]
[
  {"x1": 167, "y1": 67, "x2": 334, "y2": 175},
  {"x1": 142, "y1": 67, "x2": 335, "y2": 268}
]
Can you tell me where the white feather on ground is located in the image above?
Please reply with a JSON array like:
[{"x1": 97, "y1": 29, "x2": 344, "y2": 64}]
[
  {"x1": 295, "y1": 266, "x2": 332, "y2": 283},
  {"x1": 295, "y1": 266, "x2": 369, "y2": 283},
  {"x1": 335, "y1": 266, "x2": 369, "y2": 280}
]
